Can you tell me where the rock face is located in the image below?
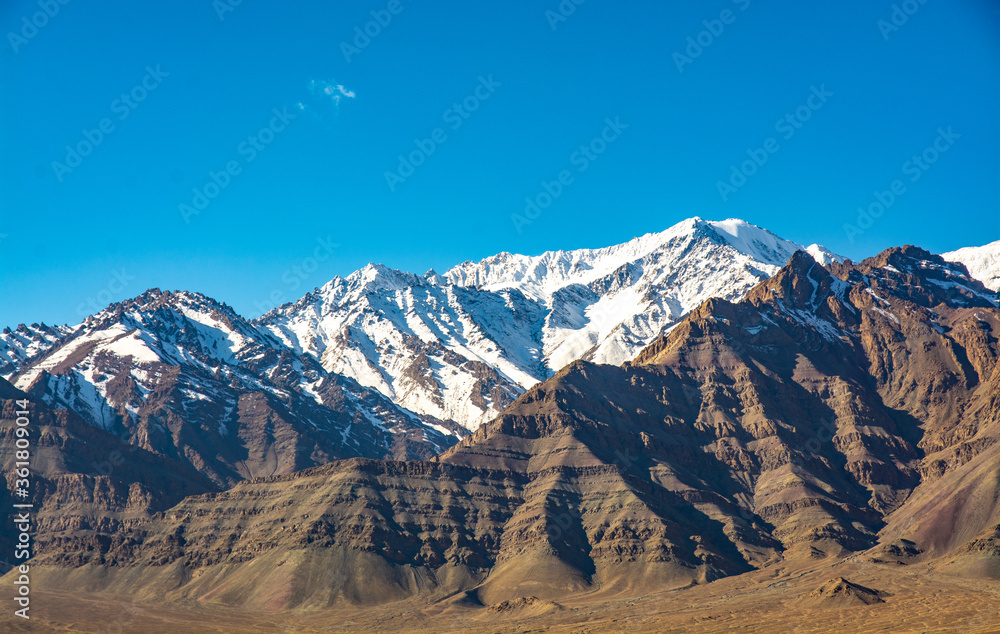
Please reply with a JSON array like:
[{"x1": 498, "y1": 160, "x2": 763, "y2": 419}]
[
  {"x1": 21, "y1": 246, "x2": 1000, "y2": 609},
  {"x1": 260, "y1": 217, "x2": 843, "y2": 431},
  {"x1": 7, "y1": 290, "x2": 460, "y2": 489},
  {"x1": 0, "y1": 379, "x2": 215, "y2": 567}
]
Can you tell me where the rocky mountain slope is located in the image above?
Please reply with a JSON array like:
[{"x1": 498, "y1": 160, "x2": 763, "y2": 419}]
[
  {"x1": 0, "y1": 378, "x2": 216, "y2": 566},
  {"x1": 6, "y1": 290, "x2": 459, "y2": 489},
  {"x1": 23, "y1": 246, "x2": 998, "y2": 610},
  {"x1": 260, "y1": 217, "x2": 842, "y2": 431},
  {"x1": 945, "y1": 239, "x2": 1000, "y2": 291}
]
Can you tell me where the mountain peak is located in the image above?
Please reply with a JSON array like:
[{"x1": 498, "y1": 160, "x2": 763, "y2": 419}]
[
  {"x1": 441, "y1": 217, "x2": 842, "y2": 297},
  {"x1": 424, "y1": 268, "x2": 445, "y2": 285},
  {"x1": 844, "y1": 246, "x2": 998, "y2": 309},
  {"x1": 261, "y1": 217, "x2": 846, "y2": 431},
  {"x1": 81, "y1": 288, "x2": 242, "y2": 329},
  {"x1": 345, "y1": 263, "x2": 423, "y2": 291},
  {"x1": 743, "y1": 249, "x2": 845, "y2": 313},
  {"x1": 696, "y1": 218, "x2": 845, "y2": 268}
]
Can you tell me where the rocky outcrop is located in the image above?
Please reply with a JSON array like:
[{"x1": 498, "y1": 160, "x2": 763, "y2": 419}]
[{"x1": 808, "y1": 577, "x2": 888, "y2": 605}]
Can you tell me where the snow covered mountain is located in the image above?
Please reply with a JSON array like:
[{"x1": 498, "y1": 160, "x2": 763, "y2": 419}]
[
  {"x1": 260, "y1": 217, "x2": 843, "y2": 431},
  {"x1": 0, "y1": 322, "x2": 74, "y2": 378},
  {"x1": 9, "y1": 218, "x2": 996, "y2": 480},
  {"x1": 7, "y1": 290, "x2": 459, "y2": 487},
  {"x1": 944, "y1": 240, "x2": 1000, "y2": 291}
]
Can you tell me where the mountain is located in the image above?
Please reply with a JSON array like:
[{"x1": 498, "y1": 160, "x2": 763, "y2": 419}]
[
  {"x1": 944, "y1": 239, "x2": 1000, "y2": 291},
  {"x1": 0, "y1": 322, "x2": 73, "y2": 378},
  {"x1": 6, "y1": 289, "x2": 460, "y2": 489},
  {"x1": 25, "y1": 246, "x2": 998, "y2": 614},
  {"x1": 260, "y1": 217, "x2": 843, "y2": 431}
]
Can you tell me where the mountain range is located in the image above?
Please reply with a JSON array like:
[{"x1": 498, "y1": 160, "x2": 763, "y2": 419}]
[
  {"x1": 4, "y1": 218, "x2": 849, "y2": 444},
  {"x1": 259, "y1": 218, "x2": 845, "y2": 433},
  {"x1": 1, "y1": 219, "x2": 999, "y2": 631},
  {"x1": 5, "y1": 218, "x2": 995, "y2": 445}
]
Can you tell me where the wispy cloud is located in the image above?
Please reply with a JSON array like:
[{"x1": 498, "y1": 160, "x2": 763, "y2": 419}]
[
  {"x1": 307, "y1": 79, "x2": 356, "y2": 107},
  {"x1": 297, "y1": 79, "x2": 356, "y2": 119}
]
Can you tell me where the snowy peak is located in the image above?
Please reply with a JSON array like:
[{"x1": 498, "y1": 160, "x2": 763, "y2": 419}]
[
  {"x1": 0, "y1": 322, "x2": 75, "y2": 379},
  {"x1": 75, "y1": 287, "x2": 275, "y2": 367},
  {"x1": 441, "y1": 223, "x2": 688, "y2": 299},
  {"x1": 699, "y1": 218, "x2": 845, "y2": 267},
  {"x1": 88, "y1": 288, "x2": 245, "y2": 327},
  {"x1": 699, "y1": 218, "x2": 801, "y2": 267},
  {"x1": 10, "y1": 287, "x2": 282, "y2": 407},
  {"x1": 443, "y1": 217, "x2": 843, "y2": 299},
  {"x1": 804, "y1": 244, "x2": 844, "y2": 266},
  {"x1": 269, "y1": 264, "x2": 427, "y2": 316},
  {"x1": 344, "y1": 263, "x2": 425, "y2": 293},
  {"x1": 424, "y1": 269, "x2": 446, "y2": 285},
  {"x1": 943, "y1": 239, "x2": 1000, "y2": 292},
  {"x1": 262, "y1": 217, "x2": 845, "y2": 431},
  {"x1": 8, "y1": 286, "x2": 460, "y2": 485}
]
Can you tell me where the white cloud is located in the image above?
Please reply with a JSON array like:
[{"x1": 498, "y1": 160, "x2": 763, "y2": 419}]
[{"x1": 307, "y1": 79, "x2": 356, "y2": 107}]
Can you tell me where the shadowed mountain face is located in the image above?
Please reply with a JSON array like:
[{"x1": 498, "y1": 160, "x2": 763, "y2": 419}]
[
  {"x1": 0, "y1": 379, "x2": 215, "y2": 570},
  {"x1": 17, "y1": 247, "x2": 1000, "y2": 609}
]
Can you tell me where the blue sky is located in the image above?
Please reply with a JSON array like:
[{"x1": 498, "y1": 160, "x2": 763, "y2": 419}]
[{"x1": 1, "y1": 0, "x2": 998, "y2": 327}]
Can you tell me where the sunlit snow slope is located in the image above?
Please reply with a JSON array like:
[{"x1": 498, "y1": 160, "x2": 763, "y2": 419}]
[
  {"x1": 944, "y1": 240, "x2": 1000, "y2": 291},
  {"x1": 261, "y1": 217, "x2": 843, "y2": 431}
]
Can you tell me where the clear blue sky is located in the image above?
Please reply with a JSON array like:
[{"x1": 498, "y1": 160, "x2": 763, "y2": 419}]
[{"x1": 1, "y1": 0, "x2": 998, "y2": 327}]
